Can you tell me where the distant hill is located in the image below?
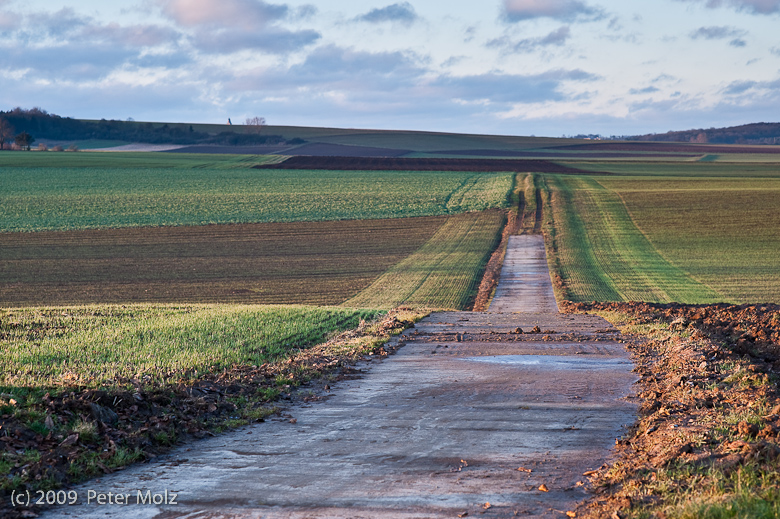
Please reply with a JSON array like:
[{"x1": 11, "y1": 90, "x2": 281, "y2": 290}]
[
  {"x1": 0, "y1": 106, "x2": 584, "y2": 155},
  {"x1": 0, "y1": 107, "x2": 303, "y2": 146},
  {"x1": 630, "y1": 122, "x2": 780, "y2": 145}
]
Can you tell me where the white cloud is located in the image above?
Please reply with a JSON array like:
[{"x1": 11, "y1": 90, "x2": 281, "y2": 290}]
[
  {"x1": 192, "y1": 27, "x2": 320, "y2": 53},
  {"x1": 0, "y1": 10, "x2": 21, "y2": 30},
  {"x1": 0, "y1": 0, "x2": 27, "y2": 32},
  {"x1": 689, "y1": 26, "x2": 747, "y2": 39},
  {"x1": 355, "y1": 2, "x2": 419, "y2": 25},
  {"x1": 675, "y1": 0, "x2": 780, "y2": 14},
  {"x1": 229, "y1": 45, "x2": 427, "y2": 92},
  {"x1": 80, "y1": 23, "x2": 180, "y2": 47},
  {"x1": 0, "y1": 42, "x2": 139, "y2": 80},
  {"x1": 433, "y1": 69, "x2": 597, "y2": 104},
  {"x1": 503, "y1": 0, "x2": 602, "y2": 21},
  {"x1": 157, "y1": 0, "x2": 288, "y2": 30},
  {"x1": 14, "y1": 7, "x2": 89, "y2": 40},
  {"x1": 487, "y1": 26, "x2": 571, "y2": 53},
  {"x1": 156, "y1": 0, "x2": 318, "y2": 54}
]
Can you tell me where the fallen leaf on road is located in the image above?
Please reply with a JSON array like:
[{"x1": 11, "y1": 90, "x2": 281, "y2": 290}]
[
  {"x1": 60, "y1": 433, "x2": 79, "y2": 447},
  {"x1": 538, "y1": 484, "x2": 549, "y2": 492},
  {"x1": 566, "y1": 512, "x2": 576, "y2": 518},
  {"x1": 457, "y1": 513, "x2": 468, "y2": 518},
  {"x1": 460, "y1": 459, "x2": 468, "y2": 466},
  {"x1": 583, "y1": 470, "x2": 598, "y2": 476},
  {"x1": 483, "y1": 502, "x2": 491, "y2": 509},
  {"x1": 289, "y1": 418, "x2": 297, "y2": 424},
  {"x1": 517, "y1": 467, "x2": 532, "y2": 472}
]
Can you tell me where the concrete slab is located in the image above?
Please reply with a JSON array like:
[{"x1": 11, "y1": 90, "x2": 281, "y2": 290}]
[
  {"x1": 488, "y1": 235, "x2": 559, "y2": 313},
  {"x1": 40, "y1": 237, "x2": 636, "y2": 519}
]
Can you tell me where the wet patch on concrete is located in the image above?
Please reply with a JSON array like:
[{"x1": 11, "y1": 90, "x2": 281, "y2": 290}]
[{"x1": 463, "y1": 354, "x2": 633, "y2": 369}]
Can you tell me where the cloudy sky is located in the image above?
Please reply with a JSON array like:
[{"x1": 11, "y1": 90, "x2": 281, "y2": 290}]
[{"x1": 2, "y1": 0, "x2": 780, "y2": 136}]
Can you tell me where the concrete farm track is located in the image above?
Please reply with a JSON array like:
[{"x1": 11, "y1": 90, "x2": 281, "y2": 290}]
[{"x1": 41, "y1": 236, "x2": 637, "y2": 519}]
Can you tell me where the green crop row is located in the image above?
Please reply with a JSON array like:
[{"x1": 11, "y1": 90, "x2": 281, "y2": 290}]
[
  {"x1": 568, "y1": 161, "x2": 780, "y2": 178},
  {"x1": 0, "y1": 304, "x2": 380, "y2": 391}
]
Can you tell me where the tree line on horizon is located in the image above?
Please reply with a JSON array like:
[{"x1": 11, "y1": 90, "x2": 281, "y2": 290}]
[
  {"x1": 0, "y1": 108, "x2": 304, "y2": 148},
  {"x1": 629, "y1": 121, "x2": 780, "y2": 145}
]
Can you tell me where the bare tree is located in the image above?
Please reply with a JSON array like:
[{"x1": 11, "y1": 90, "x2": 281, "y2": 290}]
[
  {"x1": 0, "y1": 118, "x2": 14, "y2": 150},
  {"x1": 244, "y1": 116, "x2": 266, "y2": 134}
]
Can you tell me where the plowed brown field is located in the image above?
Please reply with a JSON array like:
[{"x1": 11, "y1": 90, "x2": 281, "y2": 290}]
[
  {"x1": 0, "y1": 217, "x2": 446, "y2": 306},
  {"x1": 256, "y1": 156, "x2": 602, "y2": 173}
]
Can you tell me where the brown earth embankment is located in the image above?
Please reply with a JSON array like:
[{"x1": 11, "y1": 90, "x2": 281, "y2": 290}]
[{"x1": 562, "y1": 302, "x2": 780, "y2": 518}]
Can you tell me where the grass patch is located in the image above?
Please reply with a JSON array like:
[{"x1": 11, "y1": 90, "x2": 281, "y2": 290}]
[
  {"x1": 599, "y1": 176, "x2": 780, "y2": 303},
  {"x1": 0, "y1": 306, "x2": 424, "y2": 509},
  {"x1": 541, "y1": 169, "x2": 780, "y2": 304},
  {"x1": 342, "y1": 210, "x2": 506, "y2": 310},
  {"x1": 0, "y1": 304, "x2": 380, "y2": 390},
  {"x1": 566, "y1": 161, "x2": 780, "y2": 178}
]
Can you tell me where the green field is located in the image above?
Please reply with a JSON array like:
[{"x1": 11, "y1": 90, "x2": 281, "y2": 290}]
[
  {"x1": 541, "y1": 166, "x2": 780, "y2": 304},
  {"x1": 4, "y1": 135, "x2": 780, "y2": 502},
  {"x1": 0, "y1": 304, "x2": 380, "y2": 391},
  {"x1": 0, "y1": 160, "x2": 512, "y2": 232},
  {"x1": 600, "y1": 176, "x2": 780, "y2": 303}
]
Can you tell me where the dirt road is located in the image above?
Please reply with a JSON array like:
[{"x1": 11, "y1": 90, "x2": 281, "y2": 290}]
[{"x1": 43, "y1": 236, "x2": 636, "y2": 518}]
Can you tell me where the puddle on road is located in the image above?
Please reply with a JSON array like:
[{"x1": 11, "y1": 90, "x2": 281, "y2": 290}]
[{"x1": 463, "y1": 355, "x2": 632, "y2": 370}]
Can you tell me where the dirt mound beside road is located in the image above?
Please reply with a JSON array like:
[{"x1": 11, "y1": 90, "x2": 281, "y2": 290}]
[
  {"x1": 561, "y1": 301, "x2": 780, "y2": 518},
  {"x1": 569, "y1": 301, "x2": 780, "y2": 368}
]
